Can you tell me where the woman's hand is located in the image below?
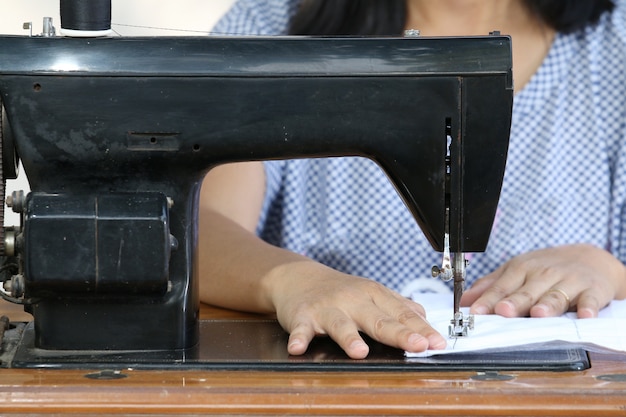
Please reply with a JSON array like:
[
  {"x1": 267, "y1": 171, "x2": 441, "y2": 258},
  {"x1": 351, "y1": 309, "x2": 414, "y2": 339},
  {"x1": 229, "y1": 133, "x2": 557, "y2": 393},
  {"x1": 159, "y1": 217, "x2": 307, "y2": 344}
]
[
  {"x1": 461, "y1": 244, "x2": 626, "y2": 318},
  {"x1": 267, "y1": 261, "x2": 447, "y2": 359},
  {"x1": 200, "y1": 163, "x2": 447, "y2": 359}
]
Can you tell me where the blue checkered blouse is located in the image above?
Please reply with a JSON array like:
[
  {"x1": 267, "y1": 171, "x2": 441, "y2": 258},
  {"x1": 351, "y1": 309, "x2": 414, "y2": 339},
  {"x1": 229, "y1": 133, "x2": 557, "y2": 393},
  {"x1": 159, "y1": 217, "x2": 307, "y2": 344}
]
[{"x1": 213, "y1": 0, "x2": 626, "y2": 295}]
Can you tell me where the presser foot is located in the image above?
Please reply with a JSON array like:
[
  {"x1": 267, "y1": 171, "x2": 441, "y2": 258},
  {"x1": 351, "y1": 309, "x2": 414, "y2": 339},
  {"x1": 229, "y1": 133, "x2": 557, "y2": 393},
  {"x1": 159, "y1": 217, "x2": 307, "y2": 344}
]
[{"x1": 448, "y1": 311, "x2": 474, "y2": 338}]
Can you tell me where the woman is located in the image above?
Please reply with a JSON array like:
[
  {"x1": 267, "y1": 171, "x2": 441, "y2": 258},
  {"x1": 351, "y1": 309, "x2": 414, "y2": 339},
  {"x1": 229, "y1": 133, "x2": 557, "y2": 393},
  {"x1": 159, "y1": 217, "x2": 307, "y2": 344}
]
[{"x1": 199, "y1": 0, "x2": 626, "y2": 359}]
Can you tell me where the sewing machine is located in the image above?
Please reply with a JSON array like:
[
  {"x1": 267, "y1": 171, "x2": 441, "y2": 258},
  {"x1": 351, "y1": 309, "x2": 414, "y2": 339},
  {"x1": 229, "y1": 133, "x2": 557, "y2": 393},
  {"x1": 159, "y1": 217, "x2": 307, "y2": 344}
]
[{"x1": 0, "y1": 22, "x2": 512, "y2": 368}]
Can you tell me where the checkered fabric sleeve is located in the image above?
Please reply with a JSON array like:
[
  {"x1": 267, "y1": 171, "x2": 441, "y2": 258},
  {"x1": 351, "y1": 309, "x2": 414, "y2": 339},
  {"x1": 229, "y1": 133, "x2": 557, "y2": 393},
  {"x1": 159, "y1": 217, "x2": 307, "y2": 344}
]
[{"x1": 211, "y1": 0, "x2": 300, "y2": 35}]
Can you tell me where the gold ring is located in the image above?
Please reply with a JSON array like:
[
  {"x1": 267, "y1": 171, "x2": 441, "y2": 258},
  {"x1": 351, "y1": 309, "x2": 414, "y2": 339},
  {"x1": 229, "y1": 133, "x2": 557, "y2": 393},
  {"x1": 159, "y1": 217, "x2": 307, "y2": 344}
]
[{"x1": 548, "y1": 288, "x2": 571, "y2": 305}]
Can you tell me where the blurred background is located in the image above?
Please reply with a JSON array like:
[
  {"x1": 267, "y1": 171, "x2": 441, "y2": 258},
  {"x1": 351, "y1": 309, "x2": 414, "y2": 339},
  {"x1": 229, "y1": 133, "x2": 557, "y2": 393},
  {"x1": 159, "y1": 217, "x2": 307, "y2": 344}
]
[
  {"x1": 0, "y1": 0, "x2": 235, "y2": 35},
  {"x1": 0, "y1": 0, "x2": 236, "y2": 224}
]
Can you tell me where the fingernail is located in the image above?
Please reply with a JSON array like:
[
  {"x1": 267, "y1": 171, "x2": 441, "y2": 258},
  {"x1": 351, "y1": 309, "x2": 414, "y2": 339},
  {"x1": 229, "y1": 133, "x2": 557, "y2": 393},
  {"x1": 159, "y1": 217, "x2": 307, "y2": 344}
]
[
  {"x1": 350, "y1": 340, "x2": 368, "y2": 351},
  {"x1": 406, "y1": 333, "x2": 432, "y2": 352},
  {"x1": 349, "y1": 340, "x2": 369, "y2": 358},
  {"x1": 288, "y1": 338, "x2": 304, "y2": 351},
  {"x1": 532, "y1": 304, "x2": 549, "y2": 316},
  {"x1": 428, "y1": 335, "x2": 447, "y2": 350},
  {"x1": 407, "y1": 333, "x2": 426, "y2": 346},
  {"x1": 578, "y1": 307, "x2": 597, "y2": 318},
  {"x1": 472, "y1": 304, "x2": 489, "y2": 315}
]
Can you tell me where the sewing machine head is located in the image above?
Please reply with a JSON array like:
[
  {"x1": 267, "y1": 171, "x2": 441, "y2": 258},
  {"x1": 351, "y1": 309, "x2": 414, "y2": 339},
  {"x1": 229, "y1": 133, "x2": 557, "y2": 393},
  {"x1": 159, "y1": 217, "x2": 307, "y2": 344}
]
[{"x1": 0, "y1": 29, "x2": 512, "y2": 353}]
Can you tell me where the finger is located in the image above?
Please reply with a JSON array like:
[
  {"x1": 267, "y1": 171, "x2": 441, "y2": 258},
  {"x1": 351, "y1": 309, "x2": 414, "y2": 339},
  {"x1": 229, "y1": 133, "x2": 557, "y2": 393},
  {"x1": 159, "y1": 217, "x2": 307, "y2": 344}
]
[
  {"x1": 319, "y1": 308, "x2": 370, "y2": 359},
  {"x1": 575, "y1": 284, "x2": 614, "y2": 319},
  {"x1": 469, "y1": 260, "x2": 544, "y2": 315},
  {"x1": 530, "y1": 275, "x2": 612, "y2": 318},
  {"x1": 397, "y1": 301, "x2": 447, "y2": 350},
  {"x1": 573, "y1": 274, "x2": 614, "y2": 318},
  {"x1": 461, "y1": 270, "x2": 501, "y2": 307},
  {"x1": 286, "y1": 319, "x2": 317, "y2": 356},
  {"x1": 467, "y1": 271, "x2": 520, "y2": 315},
  {"x1": 401, "y1": 297, "x2": 428, "y2": 320},
  {"x1": 492, "y1": 279, "x2": 553, "y2": 317},
  {"x1": 529, "y1": 287, "x2": 572, "y2": 317},
  {"x1": 373, "y1": 290, "x2": 447, "y2": 350},
  {"x1": 576, "y1": 291, "x2": 604, "y2": 318},
  {"x1": 357, "y1": 310, "x2": 446, "y2": 353},
  {"x1": 469, "y1": 281, "x2": 517, "y2": 315},
  {"x1": 403, "y1": 315, "x2": 448, "y2": 351}
]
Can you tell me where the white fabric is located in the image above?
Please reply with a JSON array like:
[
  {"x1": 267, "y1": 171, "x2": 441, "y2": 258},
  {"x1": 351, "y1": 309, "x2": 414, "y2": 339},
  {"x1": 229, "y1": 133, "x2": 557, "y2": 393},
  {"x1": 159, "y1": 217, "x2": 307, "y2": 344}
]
[{"x1": 406, "y1": 294, "x2": 626, "y2": 357}]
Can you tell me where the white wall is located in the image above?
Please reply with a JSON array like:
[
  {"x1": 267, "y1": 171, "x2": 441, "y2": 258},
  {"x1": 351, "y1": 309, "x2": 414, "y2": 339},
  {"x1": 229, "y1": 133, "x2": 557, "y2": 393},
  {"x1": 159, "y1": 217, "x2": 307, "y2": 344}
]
[
  {"x1": 1, "y1": 0, "x2": 235, "y2": 225},
  {"x1": 0, "y1": 0, "x2": 234, "y2": 35}
]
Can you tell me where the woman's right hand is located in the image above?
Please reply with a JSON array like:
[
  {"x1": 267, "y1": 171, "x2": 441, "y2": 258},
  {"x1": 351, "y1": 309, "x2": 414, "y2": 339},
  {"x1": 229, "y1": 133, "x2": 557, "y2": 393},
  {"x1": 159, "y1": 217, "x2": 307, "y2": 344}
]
[
  {"x1": 266, "y1": 260, "x2": 447, "y2": 359},
  {"x1": 199, "y1": 162, "x2": 446, "y2": 359}
]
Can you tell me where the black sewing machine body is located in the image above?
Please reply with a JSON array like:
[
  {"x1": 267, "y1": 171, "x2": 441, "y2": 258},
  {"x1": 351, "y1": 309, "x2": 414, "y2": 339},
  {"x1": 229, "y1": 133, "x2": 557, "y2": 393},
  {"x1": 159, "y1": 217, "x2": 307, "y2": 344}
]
[{"x1": 0, "y1": 35, "x2": 512, "y2": 358}]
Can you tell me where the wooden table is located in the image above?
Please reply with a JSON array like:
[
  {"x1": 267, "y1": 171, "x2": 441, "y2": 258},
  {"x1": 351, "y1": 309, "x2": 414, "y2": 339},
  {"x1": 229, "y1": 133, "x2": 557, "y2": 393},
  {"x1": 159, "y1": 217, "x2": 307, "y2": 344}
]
[{"x1": 1, "y1": 300, "x2": 625, "y2": 416}]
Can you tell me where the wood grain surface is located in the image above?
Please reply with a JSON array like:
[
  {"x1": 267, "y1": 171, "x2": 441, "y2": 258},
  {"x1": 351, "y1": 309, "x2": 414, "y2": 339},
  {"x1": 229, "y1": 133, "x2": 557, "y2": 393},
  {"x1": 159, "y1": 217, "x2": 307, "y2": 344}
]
[{"x1": 1, "y1": 300, "x2": 625, "y2": 416}]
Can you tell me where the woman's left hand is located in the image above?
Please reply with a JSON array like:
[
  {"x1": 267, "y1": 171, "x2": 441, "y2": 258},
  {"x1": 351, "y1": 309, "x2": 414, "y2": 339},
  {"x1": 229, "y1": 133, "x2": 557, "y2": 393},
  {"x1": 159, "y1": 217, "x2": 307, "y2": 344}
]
[{"x1": 461, "y1": 244, "x2": 626, "y2": 318}]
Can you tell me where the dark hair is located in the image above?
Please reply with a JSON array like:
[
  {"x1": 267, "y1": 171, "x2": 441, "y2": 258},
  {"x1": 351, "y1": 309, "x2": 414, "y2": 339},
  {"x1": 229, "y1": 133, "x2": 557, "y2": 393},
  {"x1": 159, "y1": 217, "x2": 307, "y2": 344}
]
[
  {"x1": 288, "y1": 0, "x2": 615, "y2": 36},
  {"x1": 525, "y1": 0, "x2": 615, "y2": 33},
  {"x1": 289, "y1": 0, "x2": 406, "y2": 36}
]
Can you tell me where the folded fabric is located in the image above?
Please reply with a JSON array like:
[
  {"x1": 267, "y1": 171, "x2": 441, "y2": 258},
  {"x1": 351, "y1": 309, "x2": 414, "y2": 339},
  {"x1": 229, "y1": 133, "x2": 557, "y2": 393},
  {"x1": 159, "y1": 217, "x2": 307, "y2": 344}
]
[{"x1": 406, "y1": 293, "x2": 626, "y2": 358}]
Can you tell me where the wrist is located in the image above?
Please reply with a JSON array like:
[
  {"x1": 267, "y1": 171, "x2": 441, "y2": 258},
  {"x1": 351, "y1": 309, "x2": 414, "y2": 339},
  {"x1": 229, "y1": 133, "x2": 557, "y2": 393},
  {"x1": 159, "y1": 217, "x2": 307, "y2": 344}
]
[{"x1": 263, "y1": 256, "x2": 334, "y2": 313}]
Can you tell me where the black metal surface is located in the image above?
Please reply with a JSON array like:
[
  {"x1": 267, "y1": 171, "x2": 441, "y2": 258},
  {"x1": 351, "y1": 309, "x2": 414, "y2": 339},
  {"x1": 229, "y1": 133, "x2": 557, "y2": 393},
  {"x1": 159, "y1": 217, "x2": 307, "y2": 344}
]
[
  {"x1": 0, "y1": 35, "x2": 512, "y2": 352},
  {"x1": 0, "y1": 101, "x2": 18, "y2": 181},
  {"x1": 0, "y1": 35, "x2": 513, "y2": 76},
  {"x1": 23, "y1": 192, "x2": 172, "y2": 296},
  {"x1": 7, "y1": 320, "x2": 590, "y2": 372}
]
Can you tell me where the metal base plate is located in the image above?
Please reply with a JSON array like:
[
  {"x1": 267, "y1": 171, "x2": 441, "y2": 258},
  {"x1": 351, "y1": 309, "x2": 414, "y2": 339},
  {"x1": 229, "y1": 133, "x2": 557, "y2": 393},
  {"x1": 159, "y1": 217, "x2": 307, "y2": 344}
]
[{"x1": 3, "y1": 320, "x2": 590, "y2": 372}]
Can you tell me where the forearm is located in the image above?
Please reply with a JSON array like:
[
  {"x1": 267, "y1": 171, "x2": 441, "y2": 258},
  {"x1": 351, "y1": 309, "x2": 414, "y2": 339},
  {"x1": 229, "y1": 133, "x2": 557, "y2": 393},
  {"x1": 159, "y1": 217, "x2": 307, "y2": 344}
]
[
  {"x1": 197, "y1": 208, "x2": 307, "y2": 314},
  {"x1": 198, "y1": 202, "x2": 447, "y2": 359}
]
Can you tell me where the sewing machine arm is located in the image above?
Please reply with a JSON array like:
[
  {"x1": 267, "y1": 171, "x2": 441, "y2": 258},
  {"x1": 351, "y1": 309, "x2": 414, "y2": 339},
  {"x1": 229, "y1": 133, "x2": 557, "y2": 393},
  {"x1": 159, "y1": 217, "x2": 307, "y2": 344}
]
[{"x1": 0, "y1": 35, "x2": 512, "y2": 350}]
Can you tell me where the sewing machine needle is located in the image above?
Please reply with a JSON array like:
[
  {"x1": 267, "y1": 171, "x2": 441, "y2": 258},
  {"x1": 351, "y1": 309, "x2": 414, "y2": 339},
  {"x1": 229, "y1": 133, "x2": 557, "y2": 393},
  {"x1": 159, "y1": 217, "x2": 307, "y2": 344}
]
[
  {"x1": 452, "y1": 252, "x2": 464, "y2": 319},
  {"x1": 448, "y1": 253, "x2": 474, "y2": 338},
  {"x1": 453, "y1": 270, "x2": 463, "y2": 315}
]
